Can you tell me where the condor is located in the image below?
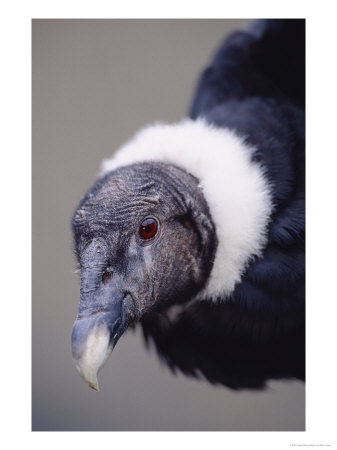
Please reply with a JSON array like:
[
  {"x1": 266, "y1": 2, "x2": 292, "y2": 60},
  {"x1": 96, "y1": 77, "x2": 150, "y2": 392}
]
[{"x1": 71, "y1": 19, "x2": 305, "y2": 391}]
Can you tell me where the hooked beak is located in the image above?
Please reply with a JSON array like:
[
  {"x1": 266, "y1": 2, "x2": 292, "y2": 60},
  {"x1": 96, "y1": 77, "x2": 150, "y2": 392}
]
[
  {"x1": 71, "y1": 308, "x2": 126, "y2": 391},
  {"x1": 71, "y1": 238, "x2": 130, "y2": 391}
]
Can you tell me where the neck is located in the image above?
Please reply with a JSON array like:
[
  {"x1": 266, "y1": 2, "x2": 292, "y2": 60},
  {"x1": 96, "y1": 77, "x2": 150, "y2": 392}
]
[{"x1": 100, "y1": 118, "x2": 273, "y2": 301}]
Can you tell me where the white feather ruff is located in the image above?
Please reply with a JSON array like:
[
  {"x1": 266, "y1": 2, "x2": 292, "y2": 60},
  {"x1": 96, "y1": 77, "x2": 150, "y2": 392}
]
[{"x1": 100, "y1": 118, "x2": 273, "y2": 301}]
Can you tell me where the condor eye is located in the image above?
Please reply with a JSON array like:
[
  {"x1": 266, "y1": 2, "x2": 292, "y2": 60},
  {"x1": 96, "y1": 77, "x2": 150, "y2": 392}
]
[{"x1": 139, "y1": 217, "x2": 158, "y2": 240}]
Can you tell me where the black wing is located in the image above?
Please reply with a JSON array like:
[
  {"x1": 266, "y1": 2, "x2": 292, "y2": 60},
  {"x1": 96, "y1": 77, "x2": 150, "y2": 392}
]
[{"x1": 190, "y1": 19, "x2": 305, "y2": 117}]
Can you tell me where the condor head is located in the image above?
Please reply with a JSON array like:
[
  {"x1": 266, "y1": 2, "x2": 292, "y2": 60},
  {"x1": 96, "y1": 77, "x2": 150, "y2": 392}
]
[{"x1": 71, "y1": 162, "x2": 216, "y2": 390}]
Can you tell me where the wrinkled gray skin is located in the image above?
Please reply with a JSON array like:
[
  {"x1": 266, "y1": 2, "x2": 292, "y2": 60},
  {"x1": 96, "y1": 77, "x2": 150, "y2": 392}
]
[{"x1": 71, "y1": 162, "x2": 217, "y2": 390}]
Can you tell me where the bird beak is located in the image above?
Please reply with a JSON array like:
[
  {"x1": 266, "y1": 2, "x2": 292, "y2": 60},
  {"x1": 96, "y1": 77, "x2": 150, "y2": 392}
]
[
  {"x1": 71, "y1": 310, "x2": 123, "y2": 391},
  {"x1": 71, "y1": 238, "x2": 129, "y2": 391},
  {"x1": 71, "y1": 284, "x2": 127, "y2": 391}
]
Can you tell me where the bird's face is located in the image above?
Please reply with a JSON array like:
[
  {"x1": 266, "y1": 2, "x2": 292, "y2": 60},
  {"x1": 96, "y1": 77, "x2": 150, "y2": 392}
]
[{"x1": 71, "y1": 162, "x2": 217, "y2": 390}]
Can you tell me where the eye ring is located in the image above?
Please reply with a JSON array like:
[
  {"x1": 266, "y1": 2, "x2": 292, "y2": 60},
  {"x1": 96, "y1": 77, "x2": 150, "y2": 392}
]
[{"x1": 138, "y1": 216, "x2": 159, "y2": 241}]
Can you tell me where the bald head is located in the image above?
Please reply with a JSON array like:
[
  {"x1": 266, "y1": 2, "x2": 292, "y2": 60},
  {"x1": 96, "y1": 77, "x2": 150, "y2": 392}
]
[{"x1": 71, "y1": 162, "x2": 217, "y2": 390}]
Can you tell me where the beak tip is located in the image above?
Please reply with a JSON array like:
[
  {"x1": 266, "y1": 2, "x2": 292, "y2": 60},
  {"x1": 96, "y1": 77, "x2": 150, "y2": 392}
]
[
  {"x1": 74, "y1": 363, "x2": 101, "y2": 392},
  {"x1": 89, "y1": 381, "x2": 100, "y2": 392}
]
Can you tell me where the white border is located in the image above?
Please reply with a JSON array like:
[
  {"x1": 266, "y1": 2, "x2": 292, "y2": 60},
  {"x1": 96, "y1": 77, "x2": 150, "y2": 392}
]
[{"x1": 1, "y1": 1, "x2": 336, "y2": 449}]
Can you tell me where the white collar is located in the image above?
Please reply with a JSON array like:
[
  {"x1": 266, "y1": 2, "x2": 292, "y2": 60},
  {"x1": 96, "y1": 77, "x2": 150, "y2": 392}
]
[{"x1": 100, "y1": 118, "x2": 273, "y2": 300}]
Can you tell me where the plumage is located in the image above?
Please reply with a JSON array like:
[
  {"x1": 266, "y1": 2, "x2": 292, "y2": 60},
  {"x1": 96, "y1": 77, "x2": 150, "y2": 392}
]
[{"x1": 71, "y1": 19, "x2": 305, "y2": 391}]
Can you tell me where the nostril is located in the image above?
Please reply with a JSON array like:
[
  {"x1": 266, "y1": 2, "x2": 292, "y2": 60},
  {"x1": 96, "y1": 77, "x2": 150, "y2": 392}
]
[{"x1": 102, "y1": 271, "x2": 111, "y2": 285}]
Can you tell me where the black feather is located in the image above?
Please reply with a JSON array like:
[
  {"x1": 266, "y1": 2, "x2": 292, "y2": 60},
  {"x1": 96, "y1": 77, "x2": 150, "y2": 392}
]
[{"x1": 141, "y1": 19, "x2": 305, "y2": 389}]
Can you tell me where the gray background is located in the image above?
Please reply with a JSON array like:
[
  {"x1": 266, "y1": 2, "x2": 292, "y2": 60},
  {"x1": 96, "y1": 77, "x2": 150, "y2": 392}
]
[{"x1": 32, "y1": 19, "x2": 305, "y2": 431}]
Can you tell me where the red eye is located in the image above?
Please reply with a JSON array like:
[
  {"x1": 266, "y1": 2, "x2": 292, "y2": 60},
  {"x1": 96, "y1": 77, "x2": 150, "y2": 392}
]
[{"x1": 139, "y1": 217, "x2": 158, "y2": 239}]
